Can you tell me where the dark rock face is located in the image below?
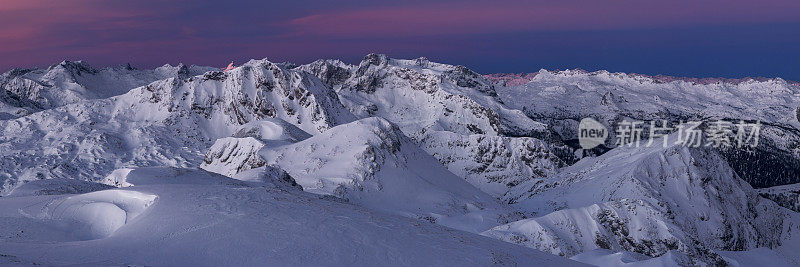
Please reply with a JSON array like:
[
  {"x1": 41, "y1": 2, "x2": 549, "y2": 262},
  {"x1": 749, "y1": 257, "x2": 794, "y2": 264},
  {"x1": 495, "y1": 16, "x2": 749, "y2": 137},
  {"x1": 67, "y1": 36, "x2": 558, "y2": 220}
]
[
  {"x1": 760, "y1": 191, "x2": 800, "y2": 212},
  {"x1": 294, "y1": 60, "x2": 352, "y2": 87},
  {"x1": 796, "y1": 105, "x2": 800, "y2": 124},
  {"x1": 444, "y1": 65, "x2": 497, "y2": 97},
  {"x1": 48, "y1": 60, "x2": 99, "y2": 77},
  {"x1": 723, "y1": 147, "x2": 800, "y2": 188}
]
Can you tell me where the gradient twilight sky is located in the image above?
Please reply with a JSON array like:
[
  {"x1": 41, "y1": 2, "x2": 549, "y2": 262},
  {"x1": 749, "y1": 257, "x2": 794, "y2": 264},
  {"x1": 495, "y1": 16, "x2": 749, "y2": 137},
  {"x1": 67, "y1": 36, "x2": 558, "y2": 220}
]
[{"x1": 1, "y1": 0, "x2": 799, "y2": 79}]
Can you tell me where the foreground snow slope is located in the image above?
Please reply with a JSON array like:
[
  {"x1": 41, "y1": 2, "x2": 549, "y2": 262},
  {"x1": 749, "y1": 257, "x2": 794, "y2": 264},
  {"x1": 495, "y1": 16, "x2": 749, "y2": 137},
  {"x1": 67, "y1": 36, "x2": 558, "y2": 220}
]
[
  {"x1": 568, "y1": 248, "x2": 694, "y2": 267},
  {"x1": 0, "y1": 168, "x2": 582, "y2": 266},
  {"x1": 498, "y1": 69, "x2": 800, "y2": 187},
  {"x1": 487, "y1": 135, "x2": 799, "y2": 265}
]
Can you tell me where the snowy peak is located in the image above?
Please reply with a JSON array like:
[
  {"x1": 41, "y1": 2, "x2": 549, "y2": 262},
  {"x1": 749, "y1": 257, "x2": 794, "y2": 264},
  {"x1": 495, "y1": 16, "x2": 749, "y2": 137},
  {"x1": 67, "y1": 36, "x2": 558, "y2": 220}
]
[
  {"x1": 46, "y1": 60, "x2": 99, "y2": 79},
  {"x1": 529, "y1": 68, "x2": 797, "y2": 90},
  {"x1": 443, "y1": 64, "x2": 497, "y2": 97},
  {"x1": 201, "y1": 137, "x2": 268, "y2": 177},
  {"x1": 320, "y1": 54, "x2": 546, "y2": 138},
  {"x1": 295, "y1": 54, "x2": 566, "y2": 199},
  {"x1": 118, "y1": 58, "x2": 355, "y2": 135},
  {"x1": 359, "y1": 53, "x2": 390, "y2": 69},
  {"x1": 230, "y1": 118, "x2": 312, "y2": 144},
  {"x1": 260, "y1": 117, "x2": 441, "y2": 195},
  {"x1": 358, "y1": 54, "x2": 497, "y2": 96},
  {"x1": 485, "y1": 69, "x2": 797, "y2": 89},
  {"x1": 3, "y1": 55, "x2": 800, "y2": 266}
]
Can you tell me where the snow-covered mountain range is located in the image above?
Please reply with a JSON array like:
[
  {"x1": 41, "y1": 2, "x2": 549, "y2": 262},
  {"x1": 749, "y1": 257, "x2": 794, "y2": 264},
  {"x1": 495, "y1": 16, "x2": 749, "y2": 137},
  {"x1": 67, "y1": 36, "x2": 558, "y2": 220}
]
[
  {"x1": 0, "y1": 61, "x2": 216, "y2": 119},
  {"x1": 1, "y1": 55, "x2": 799, "y2": 266},
  {"x1": 495, "y1": 69, "x2": 800, "y2": 188}
]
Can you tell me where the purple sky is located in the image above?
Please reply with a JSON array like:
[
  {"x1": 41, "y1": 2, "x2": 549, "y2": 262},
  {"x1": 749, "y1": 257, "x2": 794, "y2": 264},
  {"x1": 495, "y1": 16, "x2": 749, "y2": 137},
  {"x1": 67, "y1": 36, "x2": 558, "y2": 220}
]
[{"x1": 2, "y1": 0, "x2": 799, "y2": 79}]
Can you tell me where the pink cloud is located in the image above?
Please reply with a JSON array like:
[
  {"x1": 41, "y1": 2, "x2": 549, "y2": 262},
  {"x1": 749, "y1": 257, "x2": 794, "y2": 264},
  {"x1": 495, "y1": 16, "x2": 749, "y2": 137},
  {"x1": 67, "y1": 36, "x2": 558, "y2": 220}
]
[
  {"x1": 0, "y1": 0, "x2": 177, "y2": 54},
  {"x1": 285, "y1": 1, "x2": 800, "y2": 38}
]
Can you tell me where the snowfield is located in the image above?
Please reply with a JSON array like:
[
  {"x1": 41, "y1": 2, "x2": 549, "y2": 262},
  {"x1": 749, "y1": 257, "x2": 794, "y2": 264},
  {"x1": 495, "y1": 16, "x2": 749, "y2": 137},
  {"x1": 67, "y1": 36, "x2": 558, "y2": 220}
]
[
  {"x1": 1, "y1": 54, "x2": 800, "y2": 265},
  {"x1": 0, "y1": 168, "x2": 580, "y2": 266}
]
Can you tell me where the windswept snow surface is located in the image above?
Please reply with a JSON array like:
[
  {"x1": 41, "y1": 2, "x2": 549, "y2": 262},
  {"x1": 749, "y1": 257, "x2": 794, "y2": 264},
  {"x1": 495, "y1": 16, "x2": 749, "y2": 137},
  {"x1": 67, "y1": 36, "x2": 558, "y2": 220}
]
[
  {"x1": 569, "y1": 249, "x2": 693, "y2": 267},
  {"x1": 0, "y1": 169, "x2": 581, "y2": 266},
  {"x1": 717, "y1": 247, "x2": 797, "y2": 267}
]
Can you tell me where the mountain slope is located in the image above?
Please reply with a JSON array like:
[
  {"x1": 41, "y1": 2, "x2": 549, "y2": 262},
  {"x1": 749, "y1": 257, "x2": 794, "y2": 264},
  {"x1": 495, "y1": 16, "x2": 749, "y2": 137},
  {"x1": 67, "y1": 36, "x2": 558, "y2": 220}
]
[
  {"x1": 200, "y1": 118, "x2": 312, "y2": 177},
  {"x1": 420, "y1": 131, "x2": 564, "y2": 196},
  {"x1": 258, "y1": 117, "x2": 520, "y2": 232},
  {"x1": 300, "y1": 55, "x2": 568, "y2": 197},
  {"x1": 487, "y1": 135, "x2": 798, "y2": 264},
  {"x1": 758, "y1": 183, "x2": 800, "y2": 212}
]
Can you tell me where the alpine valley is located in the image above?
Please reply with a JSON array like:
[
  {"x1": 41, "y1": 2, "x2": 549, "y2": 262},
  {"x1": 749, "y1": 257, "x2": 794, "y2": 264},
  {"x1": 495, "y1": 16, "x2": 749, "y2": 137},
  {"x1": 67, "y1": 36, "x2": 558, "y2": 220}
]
[{"x1": 1, "y1": 55, "x2": 799, "y2": 266}]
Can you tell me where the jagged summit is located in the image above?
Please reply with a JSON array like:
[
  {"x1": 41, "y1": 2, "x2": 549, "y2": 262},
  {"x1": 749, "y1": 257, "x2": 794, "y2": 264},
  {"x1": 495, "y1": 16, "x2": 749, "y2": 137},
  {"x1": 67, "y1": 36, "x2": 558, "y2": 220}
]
[
  {"x1": 294, "y1": 59, "x2": 354, "y2": 87},
  {"x1": 49, "y1": 60, "x2": 97, "y2": 72},
  {"x1": 297, "y1": 54, "x2": 566, "y2": 198}
]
